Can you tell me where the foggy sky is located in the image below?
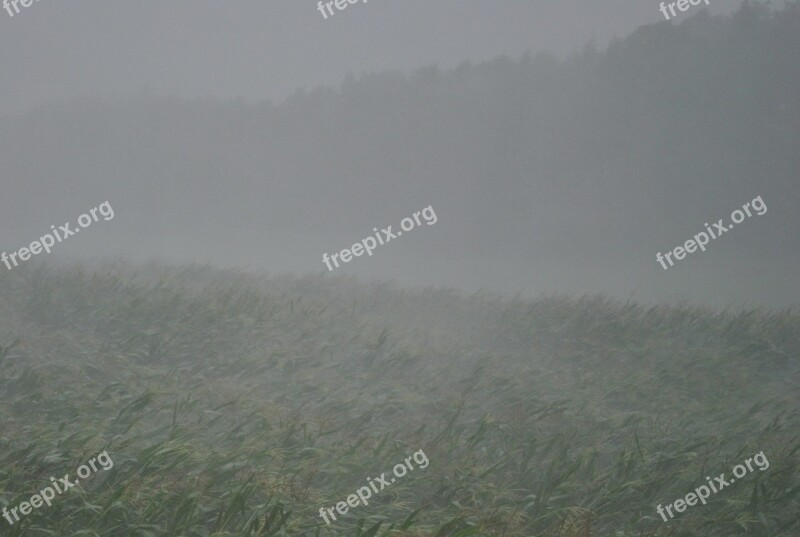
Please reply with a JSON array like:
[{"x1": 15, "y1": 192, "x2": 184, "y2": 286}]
[
  {"x1": 0, "y1": 0, "x2": 748, "y2": 116},
  {"x1": 0, "y1": 0, "x2": 797, "y2": 309}
]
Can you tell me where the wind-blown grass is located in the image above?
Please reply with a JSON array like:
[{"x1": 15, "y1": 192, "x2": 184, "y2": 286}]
[{"x1": 0, "y1": 263, "x2": 797, "y2": 536}]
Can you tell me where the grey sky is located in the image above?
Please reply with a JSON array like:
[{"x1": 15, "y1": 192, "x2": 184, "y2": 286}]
[
  {"x1": 0, "y1": 0, "x2": 746, "y2": 115},
  {"x1": 1, "y1": 0, "x2": 796, "y2": 309}
]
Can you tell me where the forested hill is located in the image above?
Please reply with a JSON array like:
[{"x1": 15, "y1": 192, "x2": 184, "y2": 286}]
[{"x1": 1, "y1": 3, "x2": 798, "y2": 305}]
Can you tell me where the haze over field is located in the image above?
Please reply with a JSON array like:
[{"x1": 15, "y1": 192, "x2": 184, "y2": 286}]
[
  {"x1": 1, "y1": 2, "x2": 799, "y2": 536},
  {"x1": 1, "y1": 2, "x2": 798, "y2": 306}
]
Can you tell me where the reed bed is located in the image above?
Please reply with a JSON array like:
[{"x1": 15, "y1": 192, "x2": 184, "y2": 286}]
[{"x1": 0, "y1": 263, "x2": 797, "y2": 536}]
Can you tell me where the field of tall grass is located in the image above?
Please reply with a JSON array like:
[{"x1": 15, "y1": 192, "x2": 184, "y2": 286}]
[{"x1": 0, "y1": 263, "x2": 798, "y2": 536}]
